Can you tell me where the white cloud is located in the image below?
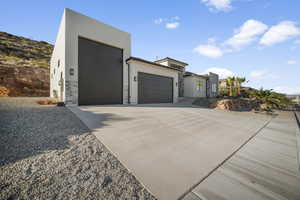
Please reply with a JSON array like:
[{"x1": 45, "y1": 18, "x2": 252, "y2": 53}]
[
  {"x1": 194, "y1": 20, "x2": 267, "y2": 59},
  {"x1": 194, "y1": 44, "x2": 223, "y2": 58},
  {"x1": 224, "y1": 20, "x2": 268, "y2": 49},
  {"x1": 260, "y1": 21, "x2": 300, "y2": 46},
  {"x1": 274, "y1": 86, "x2": 300, "y2": 95},
  {"x1": 154, "y1": 18, "x2": 163, "y2": 24},
  {"x1": 287, "y1": 60, "x2": 297, "y2": 65},
  {"x1": 208, "y1": 37, "x2": 217, "y2": 44},
  {"x1": 250, "y1": 70, "x2": 267, "y2": 80},
  {"x1": 202, "y1": 67, "x2": 235, "y2": 79},
  {"x1": 249, "y1": 70, "x2": 278, "y2": 80},
  {"x1": 201, "y1": 0, "x2": 232, "y2": 12},
  {"x1": 194, "y1": 20, "x2": 300, "y2": 59},
  {"x1": 154, "y1": 17, "x2": 180, "y2": 29},
  {"x1": 166, "y1": 22, "x2": 180, "y2": 29}
]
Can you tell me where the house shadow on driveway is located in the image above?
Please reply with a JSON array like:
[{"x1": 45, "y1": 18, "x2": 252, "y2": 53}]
[{"x1": 0, "y1": 98, "x2": 132, "y2": 166}]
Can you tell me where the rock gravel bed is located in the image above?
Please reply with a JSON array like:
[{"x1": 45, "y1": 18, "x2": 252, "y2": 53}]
[{"x1": 0, "y1": 98, "x2": 156, "y2": 200}]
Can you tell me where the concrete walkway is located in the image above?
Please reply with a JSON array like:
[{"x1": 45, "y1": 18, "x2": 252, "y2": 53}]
[
  {"x1": 183, "y1": 111, "x2": 300, "y2": 200},
  {"x1": 70, "y1": 105, "x2": 271, "y2": 200}
]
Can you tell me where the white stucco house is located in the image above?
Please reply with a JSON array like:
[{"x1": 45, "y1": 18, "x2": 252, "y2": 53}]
[{"x1": 50, "y1": 8, "x2": 218, "y2": 105}]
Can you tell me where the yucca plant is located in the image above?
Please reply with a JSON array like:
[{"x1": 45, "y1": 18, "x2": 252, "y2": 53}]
[
  {"x1": 236, "y1": 77, "x2": 246, "y2": 96},
  {"x1": 226, "y1": 77, "x2": 236, "y2": 97}
]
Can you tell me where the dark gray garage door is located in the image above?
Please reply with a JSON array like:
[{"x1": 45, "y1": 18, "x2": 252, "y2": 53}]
[
  {"x1": 78, "y1": 37, "x2": 123, "y2": 105},
  {"x1": 138, "y1": 72, "x2": 173, "y2": 104}
]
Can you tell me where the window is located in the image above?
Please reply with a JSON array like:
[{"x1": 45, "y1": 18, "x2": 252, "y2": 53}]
[
  {"x1": 58, "y1": 59, "x2": 60, "y2": 68},
  {"x1": 212, "y1": 83, "x2": 217, "y2": 92},
  {"x1": 170, "y1": 64, "x2": 183, "y2": 71},
  {"x1": 197, "y1": 81, "x2": 203, "y2": 91}
]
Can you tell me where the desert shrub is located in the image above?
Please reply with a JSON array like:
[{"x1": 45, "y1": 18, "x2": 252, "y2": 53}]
[{"x1": 248, "y1": 88, "x2": 292, "y2": 110}]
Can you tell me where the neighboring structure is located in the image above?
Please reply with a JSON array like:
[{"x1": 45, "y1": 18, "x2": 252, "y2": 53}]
[
  {"x1": 219, "y1": 79, "x2": 227, "y2": 89},
  {"x1": 287, "y1": 95, "x2": 300, "y2": 105},
  {"x1": 294, "y1": 96, "x2": 300, "y2": 105},
  {"x1": 50, "y1": 9, "x2": 218, "y2": 105},
  {"x1": 183, "y1": 72, "x2": 219, "y2": 98}
]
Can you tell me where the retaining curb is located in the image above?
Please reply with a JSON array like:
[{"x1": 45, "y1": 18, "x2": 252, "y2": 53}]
[{"x1": 294, "y1": 111, "x2": 300, "y2": 172}]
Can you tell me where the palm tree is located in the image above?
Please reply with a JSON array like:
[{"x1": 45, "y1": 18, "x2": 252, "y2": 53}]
[
  {"x1": 235, "y1": 77, "x2": 246, "y2": 96},
  {"x1": 226, "y1": 77, "x2": 235, "y2": 97}
]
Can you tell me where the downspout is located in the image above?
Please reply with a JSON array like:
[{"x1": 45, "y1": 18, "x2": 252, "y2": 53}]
[{"x1": 127, "y1": 62, "x2": 131, "y2": 104}]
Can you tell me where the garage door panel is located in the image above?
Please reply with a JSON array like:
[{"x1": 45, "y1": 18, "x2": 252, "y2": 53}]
[
  {"x1": 78, "y1": 37, "x2": 123, "y2": 105},
  {"x1": 138, "y1": 72, "x2": 173, "y2": 104}
]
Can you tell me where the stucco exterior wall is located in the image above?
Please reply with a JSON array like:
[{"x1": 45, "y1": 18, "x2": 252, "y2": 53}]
[
  {"x1": 53, "y1": 8, "x2": 131, "y2": 105},
  {"x1": 128, "y1": 61, "x2": 179, "y2": 104},
  {"x1": 207, "y1": 72, "x2": 219, "y2": 97},
  {"x1": 184, "y1": 76, "x2": 206, "y2": 98},
  {"x1": 50, "y1": 11, "x2": 66, "y2": 101}
]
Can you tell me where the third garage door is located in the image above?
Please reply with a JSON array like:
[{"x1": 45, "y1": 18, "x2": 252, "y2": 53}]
[{"x1": 138, "y1": 72, "x2": 173, "y2": 104}]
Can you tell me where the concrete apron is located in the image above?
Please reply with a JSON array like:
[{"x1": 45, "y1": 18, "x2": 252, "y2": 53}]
[{"x1": 69, "y1": 105, "x2": 272, "y2": 200}]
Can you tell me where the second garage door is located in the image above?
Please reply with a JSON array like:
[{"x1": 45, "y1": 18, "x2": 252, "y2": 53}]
[{"x1": 138, "y1": 72, "x2": 173, "y2": 104}]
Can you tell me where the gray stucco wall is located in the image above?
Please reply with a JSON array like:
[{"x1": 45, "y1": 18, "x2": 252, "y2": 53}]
[
  {"x1": 50, "y1": 11, "x2": 66, "y2": 101},
  {"x1": 184, "y1": 76, "x2": 206, "y2": 98},
  {"x1": 178, "y1": 72, "x2": 184, "y2": 97},
  {"x1": 51, "y1": 8, "x2": 131, "y2": 105},
  {"x1": 207, "y1": 72, "x2": 219, "y2": 97}
]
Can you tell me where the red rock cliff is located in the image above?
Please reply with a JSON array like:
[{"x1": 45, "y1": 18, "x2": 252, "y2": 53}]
[{"x1": 0, "y1": 32, "x2": 53, "y2": 97}]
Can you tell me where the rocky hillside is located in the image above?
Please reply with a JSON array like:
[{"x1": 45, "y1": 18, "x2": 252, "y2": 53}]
[{"x1": 0, "y1": 32, "x2": 53, "y2": 97}]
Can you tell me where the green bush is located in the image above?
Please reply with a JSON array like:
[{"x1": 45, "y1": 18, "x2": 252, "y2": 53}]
[{"x1": 248, "y1": 88, "x2": 292, "y2": 110}]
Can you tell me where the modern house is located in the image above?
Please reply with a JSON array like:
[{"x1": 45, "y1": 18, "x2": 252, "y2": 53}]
[{"x1": 50, "y1": 9, "x2": 218, "y2": 105}]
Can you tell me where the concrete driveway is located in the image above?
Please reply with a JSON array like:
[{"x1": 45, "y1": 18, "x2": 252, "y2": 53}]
[{"x1": 70, "y1": 104, "x2": 271, "y2": 200}]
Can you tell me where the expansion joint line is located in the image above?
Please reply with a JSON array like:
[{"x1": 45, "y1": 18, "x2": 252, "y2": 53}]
[
  {"x1": 293, "y1": 111, "x2": 300, "y2": 172},
  {"x1": 178, "y1": 115, "x2": 275, "y2": 200}
]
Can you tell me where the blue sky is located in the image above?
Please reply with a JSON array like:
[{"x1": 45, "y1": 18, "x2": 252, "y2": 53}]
[{"x1": 1, "y1": 0, "x2": 300, "y2": 94}]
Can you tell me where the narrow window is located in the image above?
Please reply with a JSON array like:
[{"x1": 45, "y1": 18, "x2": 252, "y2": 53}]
[
  {"x1": 212, "y1": 84, "x2": 217, "y2": 92},
  {"x1": 197, "y1": 81, "x2": 202, "y2": 91},
  {"x1": 58, "y1": 59, "x2": 60, "y2": 68}
]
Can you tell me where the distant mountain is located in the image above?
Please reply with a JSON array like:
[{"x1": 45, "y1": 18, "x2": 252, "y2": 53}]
[{"x1": 0, "y1": 32, "x2": 53, "y2": 96}]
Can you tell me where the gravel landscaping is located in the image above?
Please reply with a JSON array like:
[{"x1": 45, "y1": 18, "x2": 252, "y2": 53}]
[{"x1": 0, "y1": 98, "x2": 156, "y2": 200}]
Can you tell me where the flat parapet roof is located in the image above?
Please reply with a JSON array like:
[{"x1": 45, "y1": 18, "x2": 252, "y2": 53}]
[
  {"x1": 126, "y1": 57, "x2": 182, "y2": 71},
  {"x1": 155, "y1": 57, "x2": 188, "y2": 66},
  {"x1": 184, "y1": 71, "x2": 208, "y2": 79}
]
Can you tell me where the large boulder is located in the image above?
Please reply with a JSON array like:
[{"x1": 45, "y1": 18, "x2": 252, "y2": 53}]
[{"x1": 210, "y1": 98, "x2": 258, "y2": 111}]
